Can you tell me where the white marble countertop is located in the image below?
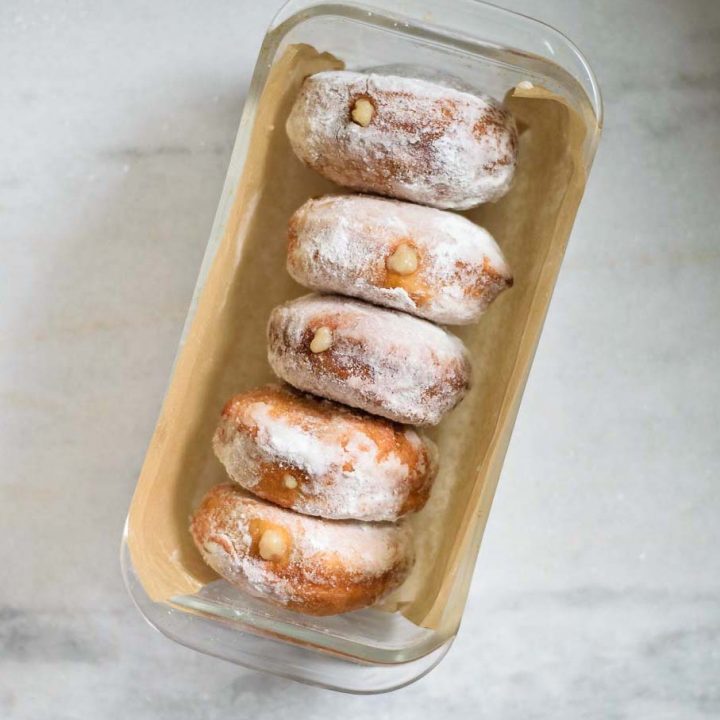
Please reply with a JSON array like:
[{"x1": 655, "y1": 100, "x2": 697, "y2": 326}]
[{"x1": 1, "y1": 0, "x2": 719, "y2": 717}]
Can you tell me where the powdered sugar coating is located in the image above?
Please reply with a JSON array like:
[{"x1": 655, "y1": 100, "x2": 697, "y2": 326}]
[
  {"x1": 213, "y1": 385, "x2": 439, "y2": 521},
  {"x1": 288, "y1": 194, "x2": 513, "y2": 324},
  {"x1": 190, "y1": 483, "x2": 414, "y2": 615},
  {"x1": 286, "y1": 71, "x2": 518, "y2": 210},
  {"x1": 267, "y1": 294, "x2": 472, "y2": 425}
]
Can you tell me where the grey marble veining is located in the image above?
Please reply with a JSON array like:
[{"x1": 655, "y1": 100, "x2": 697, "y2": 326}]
[{"x1": 1, "y1": 0, "x2": 719, "y2": 718}]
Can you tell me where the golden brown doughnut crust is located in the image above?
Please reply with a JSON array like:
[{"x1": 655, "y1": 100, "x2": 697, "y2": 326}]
[
  {"x1": 286, "y1": 71, "x2": 518, "y2": 210},
  {"x1": 266, "y1": 294, "x2": 472, "y2": 425},
  {"x1": 213, "y1": 385, "x2": 439, "y2": 521},
  {"x1": 190, "y1": 483, "x2": 414, "y2": 616},
  {"x1": 287, "y1": 194, "x2": 513, "y2": 324}
]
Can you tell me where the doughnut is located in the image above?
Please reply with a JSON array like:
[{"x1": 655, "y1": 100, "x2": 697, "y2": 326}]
[
  {"x1": 287, "y1": 194, "x2": 513, "y2": 325},
  {"x1": 267, "y1": 294, "x2": 471, "y2": 425},
  {"x1": 213, "y1": 384, "x2": 438, "y2": 521},
  {"x1": 190, "y1": 483, "x2": 414, "y2": 615},
  {"x1": 285, "y1": 70, "x2": 518, "y2": 210}
]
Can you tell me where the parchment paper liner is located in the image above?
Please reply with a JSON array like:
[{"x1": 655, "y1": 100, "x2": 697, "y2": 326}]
[{"x1": 127, "y1": 44, "x2": 589, "y2": 635}]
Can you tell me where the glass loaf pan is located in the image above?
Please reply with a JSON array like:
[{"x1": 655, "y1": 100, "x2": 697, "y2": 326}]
[{"x1": 122, "y1": 0, "x2": 602, "y2": 694}]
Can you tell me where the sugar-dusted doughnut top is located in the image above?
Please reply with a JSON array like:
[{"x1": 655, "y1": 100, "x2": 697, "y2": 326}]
[
  {"x1": 286, "y1": 71, "x2": 518, "y2": 210},
  {"x1": 267, "y1": 294, "x2": 472, "y2": 425},
  {"x1": 213, "y1": 385, "x2": 439, "y2": 521},
  {"x1": 190, "y1": 483, "x2": 414, "y2": 615},
  {"x1": 288, "y1": 194, "x2": 513, "y2": 324}
]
